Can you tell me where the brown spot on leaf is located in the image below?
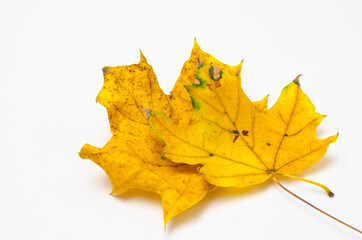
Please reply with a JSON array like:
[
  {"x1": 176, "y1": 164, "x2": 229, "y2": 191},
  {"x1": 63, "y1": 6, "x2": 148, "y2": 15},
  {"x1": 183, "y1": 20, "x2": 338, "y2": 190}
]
[
  {"x1": 242, "y1": 130, "x2": 249, "y2": 136},
  {"x1": 193, "y1": 79, "x2": 201, "y2": 85},
  {"x1": 206, "y1": 81, "x2": 221, "y2": 91},
  {"x1": 209, "y1": 66, "x2": 221, "y2": 80},
  {"x1": 197, "y1": 59, "x2": 203, "y2": 68},
  {"x1": 233, "y1": 135, "x2": 239, "y2": 143},
  {"x1": 142, "y1": 107, "x2": 151, "y2": 119},
  {"x1": 214, "y1": 81, "x2": 221, "y2": 88}
]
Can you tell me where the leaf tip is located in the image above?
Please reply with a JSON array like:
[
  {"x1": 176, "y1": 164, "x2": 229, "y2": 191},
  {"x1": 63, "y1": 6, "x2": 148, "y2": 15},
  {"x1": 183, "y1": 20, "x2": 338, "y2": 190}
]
[
  {"x1": 239, "y1": 58, "x2": 244, "y2": 66},
  {"x1": 293, "y1": 74, "x2": 303, "y2": 86},
  {"x1": 78, "y1": 144, "x2": 93, "y2": 159},
  {"x1": 236, "y1": 58, "x2": 244, "y2": 74},
  {"x1": 102, "y1": 66, "x2": 111, "y2": 76},
  {"x1": 193, "y1": 38, "x2": 201, "y2": 51},
  {"x1": 163, "y1": 222, "x2": 167, "y2": 231},
  {"x1": 139, "y1": 49, "x2": 148, "y2": 63}
]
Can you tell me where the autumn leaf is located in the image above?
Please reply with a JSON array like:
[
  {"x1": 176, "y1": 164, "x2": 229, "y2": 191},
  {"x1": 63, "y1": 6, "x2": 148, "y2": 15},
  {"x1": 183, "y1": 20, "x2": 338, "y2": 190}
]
[
  {"x1": 79, "y1": 52, "x2": 211, "y2": 226},
  {"x1": 149, "y1": 62, "x2": 338, "y2": 188},
  {"x1": 80, "y1": 41, "x2": 362, "y2": 233}
]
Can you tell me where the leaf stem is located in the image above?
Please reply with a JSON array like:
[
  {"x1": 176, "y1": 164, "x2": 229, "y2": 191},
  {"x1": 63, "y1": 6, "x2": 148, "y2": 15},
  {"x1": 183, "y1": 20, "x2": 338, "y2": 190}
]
[
  {"x1": 277, "y1": 173, "x2": 334, "y2": 197},
  {"x1": 272, "y1": 174, "x2": 362, "y2": 234}
]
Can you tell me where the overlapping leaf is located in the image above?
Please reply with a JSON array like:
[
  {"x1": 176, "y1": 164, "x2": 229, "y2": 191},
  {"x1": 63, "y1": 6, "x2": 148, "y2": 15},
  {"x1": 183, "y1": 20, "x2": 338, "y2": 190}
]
[
  {"x1": 80, "y1": 41, "x2": 338, "y2": 227},
  {"x1": 150, "y1": 62, "x2": 338, "y2": 187},
  {"x1": 79, "y1": 52, "x2": 212, "y2": 225}
]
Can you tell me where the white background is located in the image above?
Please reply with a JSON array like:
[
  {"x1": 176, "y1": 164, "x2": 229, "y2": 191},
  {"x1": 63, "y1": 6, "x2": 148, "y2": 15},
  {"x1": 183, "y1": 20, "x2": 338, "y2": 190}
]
[{"x1": 1, "y1": 0, "x2": 362, "y2": 239}]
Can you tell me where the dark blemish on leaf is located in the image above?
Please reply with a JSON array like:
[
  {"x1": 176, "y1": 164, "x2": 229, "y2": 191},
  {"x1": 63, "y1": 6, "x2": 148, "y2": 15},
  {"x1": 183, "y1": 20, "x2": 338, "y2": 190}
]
[
  {"x1": 209, "y1": 66, "x2": 221, "y2": 81},
  {"x1": 266, "y1": 142, "x2": 271, "y2": 146},
  {"x1": 233, "y1": 135, "x2": 239, "y2": 143},
  {"x1": 208, "y1": 66, "x2": 215, "y2": 80},
  {"x1": 242, "y1": 130, "x2": 249, "y2": 136},
  {"x1": 209, "y1": 153, "x2": 214, "y2": 157},
  {"x1": 284, "y1": 133, "x2": 288, "y2": 136},
  {"x1": 197, "y1": 59, "x2": 203, "y2": 69},
  {"x1": 232, "y1": 130, "x2": 240, "y2": 134}
]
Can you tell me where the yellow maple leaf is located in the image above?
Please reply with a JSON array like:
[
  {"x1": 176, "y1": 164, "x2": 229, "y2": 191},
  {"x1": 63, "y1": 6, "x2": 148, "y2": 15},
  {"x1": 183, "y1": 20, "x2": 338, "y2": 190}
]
[
  {"x1": 150, "y1": 62, "x2": 338, "y2": 188},
  {"x1": 79, "y1": 42, "x2": 362, "y2": 234},
  {"x1": 79, "y1": 52, "x2": 211, "y2": 226}
]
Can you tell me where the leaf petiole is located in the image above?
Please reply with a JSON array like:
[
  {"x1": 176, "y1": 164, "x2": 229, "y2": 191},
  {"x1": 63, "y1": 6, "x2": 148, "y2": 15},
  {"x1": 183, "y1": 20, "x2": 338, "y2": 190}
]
[
  {"x1": 277, "y1": 173, "x2": 334, "y2": 197},
  {"x1": 272, "y1": 174, "x2": 362, "y2": 234}
]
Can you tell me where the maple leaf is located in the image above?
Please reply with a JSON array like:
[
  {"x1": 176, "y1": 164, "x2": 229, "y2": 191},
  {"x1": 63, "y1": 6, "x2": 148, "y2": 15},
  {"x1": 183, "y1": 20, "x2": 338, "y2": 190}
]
[
  {"x1": 149, "y1": 62, "x2": 338, "y2": 188},
  {"x1": 80, "y1": 41, "x2": 361, "y2": 233},
  {"x1": 79, "y1": 52, "x2": 211, "y2": 225}
]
